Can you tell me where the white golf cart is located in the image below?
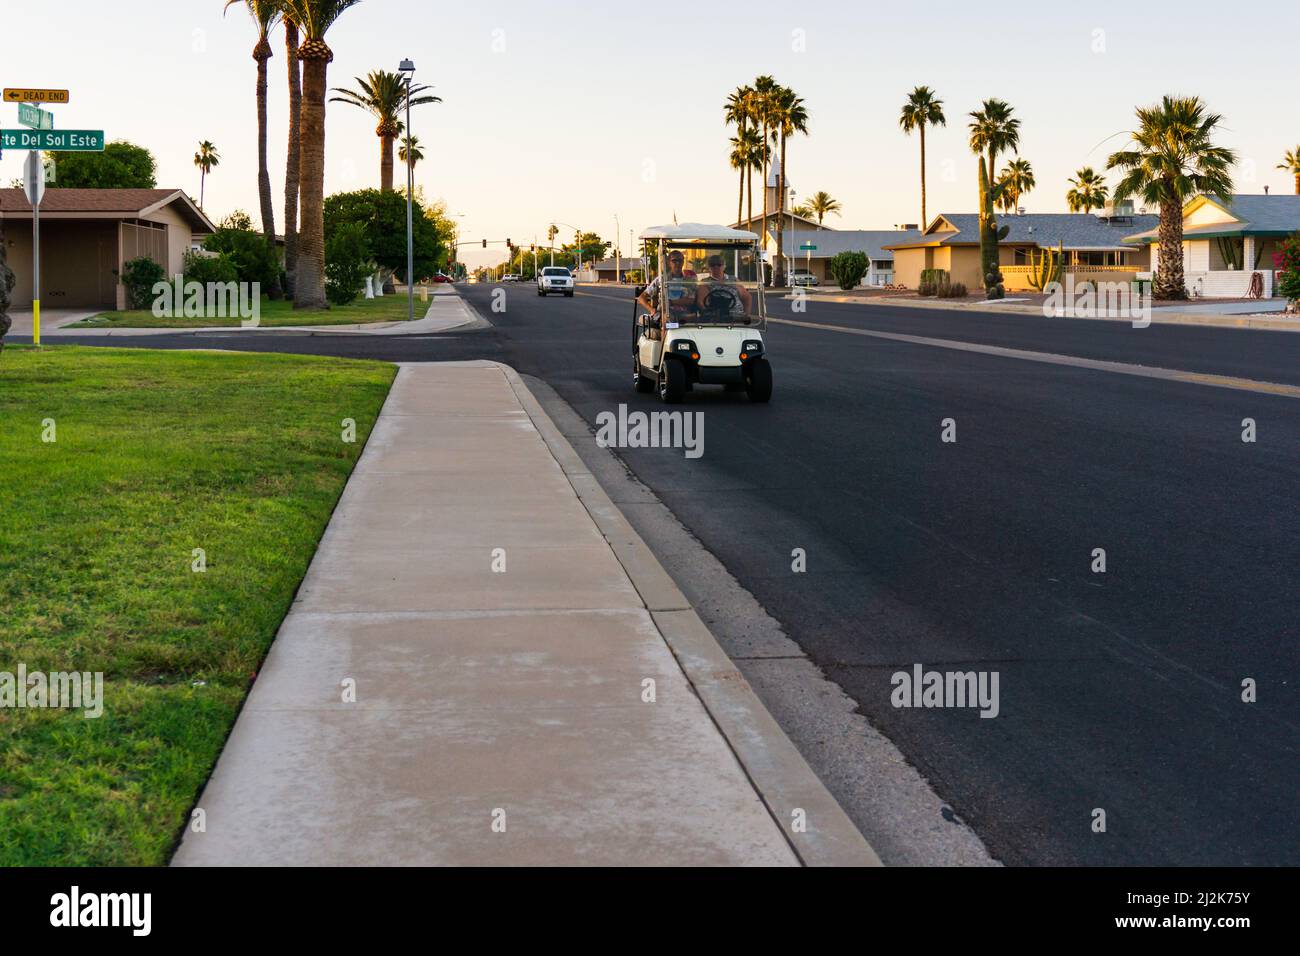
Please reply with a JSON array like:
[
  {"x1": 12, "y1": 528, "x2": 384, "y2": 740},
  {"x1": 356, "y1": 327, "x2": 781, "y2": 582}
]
[{"x1": 632, "y1": 224, "x2": 771, "y2": 403}]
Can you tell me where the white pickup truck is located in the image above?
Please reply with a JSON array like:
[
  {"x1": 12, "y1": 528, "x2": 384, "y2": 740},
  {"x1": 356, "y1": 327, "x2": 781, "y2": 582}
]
[{"x1": 537, "y1": 266, "x2": 575, "y2": 297}]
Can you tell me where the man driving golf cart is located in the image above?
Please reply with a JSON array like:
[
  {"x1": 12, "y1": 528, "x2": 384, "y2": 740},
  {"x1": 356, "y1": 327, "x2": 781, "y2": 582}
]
[{"x1": 631, "y1": 223, "x2": 772, "y2": 404}]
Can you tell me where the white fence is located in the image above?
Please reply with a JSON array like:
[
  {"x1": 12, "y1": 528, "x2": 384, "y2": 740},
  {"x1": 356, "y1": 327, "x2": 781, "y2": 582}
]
[{"x1": 1185, "y1": 270, "x2": 1273, "y2": 299}]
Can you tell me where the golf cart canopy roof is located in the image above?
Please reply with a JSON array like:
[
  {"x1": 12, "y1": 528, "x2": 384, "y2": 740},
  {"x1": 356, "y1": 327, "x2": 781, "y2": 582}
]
[{"x1": 640, "y1": 223, "x2": 758, "y2": 242}]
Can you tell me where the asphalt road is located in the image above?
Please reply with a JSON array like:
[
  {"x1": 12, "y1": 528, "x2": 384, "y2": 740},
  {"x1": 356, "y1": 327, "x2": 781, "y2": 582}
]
[{"x1": 42, "y1": 287, "x2": 1300, "y2": 865}]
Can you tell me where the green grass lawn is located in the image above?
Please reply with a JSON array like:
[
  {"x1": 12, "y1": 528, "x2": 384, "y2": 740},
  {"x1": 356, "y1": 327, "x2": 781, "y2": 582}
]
[
  {"x1": 0, "y1": 345, "x2": 395, "y2": 865},
  {"x1": 72, "y1": 293, "x2": 428, "y2": 328}
]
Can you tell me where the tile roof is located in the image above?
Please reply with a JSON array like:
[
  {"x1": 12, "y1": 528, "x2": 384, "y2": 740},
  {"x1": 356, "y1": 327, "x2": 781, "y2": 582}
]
[
  {"x1": 889, "y1": 212, "x2": 1159, "y2": 251},
  {"x1": 782, "y1": 229, "x2": 923, "y2": 259},
  {"x1": 0, "y1": 188, "x2": 215, "y2": 232},
  {"x1": 1123, "y1": 194, "x2": 1300, "y2": 243}
]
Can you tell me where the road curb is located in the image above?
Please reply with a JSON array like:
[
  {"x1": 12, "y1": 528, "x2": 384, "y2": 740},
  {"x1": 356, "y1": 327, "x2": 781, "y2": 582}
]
[
  {"x1": 783, "y1": 291, "x2": 1300, "y2": 332},
  {"x1": 495, "y1": 362, "x2": 882, "y2": 867}
]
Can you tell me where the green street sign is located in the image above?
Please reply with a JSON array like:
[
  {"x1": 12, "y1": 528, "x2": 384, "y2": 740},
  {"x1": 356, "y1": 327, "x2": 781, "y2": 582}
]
[
  {"x1": 799, "y1": 243, "x2": 817, "y2": 251},
  {"x1": 17, "y1": 102, "x2": 53, "y2": 130},
  {"x1": 1, "y1": 128, "x2": 103, "y2": 151}
]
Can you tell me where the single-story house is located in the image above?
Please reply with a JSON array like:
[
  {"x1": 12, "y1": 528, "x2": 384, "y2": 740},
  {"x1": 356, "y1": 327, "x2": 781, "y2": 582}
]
[
  {"x1": 1122, "y1": 194, "x2": 1300, "y2": 298},
  {"x1": 781, "y1": 229, "x2": 923, "y2": 286},
  {"x1": 885, "y1": 208, "x2": 1158, "y2": 291},
  {"x1": 0, "y1": 188, "x2": 215, "y2": 309},
  {"x1": 582, "y1": 256, "x2": 646, "y2": 282}
]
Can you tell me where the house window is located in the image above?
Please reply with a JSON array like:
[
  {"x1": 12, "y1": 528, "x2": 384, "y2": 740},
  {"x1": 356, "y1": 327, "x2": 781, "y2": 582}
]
[
  {"x1": 1076, "y1": 251, "x2": 1108, "y2": 266},
  {"x1": 1013, "y1": 247, "x2": 1032, "y2": 264}
]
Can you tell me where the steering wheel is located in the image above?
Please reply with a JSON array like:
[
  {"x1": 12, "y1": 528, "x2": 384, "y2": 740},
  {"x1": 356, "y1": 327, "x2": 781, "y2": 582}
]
[{"x1": 703, "y1": 286, "x2": 738, "y2": 318}]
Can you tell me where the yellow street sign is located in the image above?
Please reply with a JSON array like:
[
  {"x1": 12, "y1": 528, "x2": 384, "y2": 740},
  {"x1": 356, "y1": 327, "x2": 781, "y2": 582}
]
[{"x1": 4, "y1": 88, "x2": 70, "y2": 104}]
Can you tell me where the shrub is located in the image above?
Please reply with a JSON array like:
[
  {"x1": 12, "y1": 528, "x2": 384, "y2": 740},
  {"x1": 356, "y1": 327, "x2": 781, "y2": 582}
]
[
  {"x1": 325, "y1": 221, "x2": 372, "y2": 306},
  {"x1": 204, "y1": 227, "x2": 280, "y2": 288},
  {"x1": 324, "y1": 189, "x2": 441, "y2": 283},
  {"x1": 1275, "y1": 233, "x2": 1300, "y2": 305},
  {"x1": 940, "y1": 281, "x2": 967, "y2": 299},
  {"x1": 181, "y1": 251, "x2": 239, "y2": 287},
  {"x1": 828, "y1": 251, "x2": 869, "y2": 291},
  {"x1": 119, "y1": 256, "x2": 166, "y2": 309},
  {"x1": 919, "y1": 268, "x2": 950, "y2": 297}
]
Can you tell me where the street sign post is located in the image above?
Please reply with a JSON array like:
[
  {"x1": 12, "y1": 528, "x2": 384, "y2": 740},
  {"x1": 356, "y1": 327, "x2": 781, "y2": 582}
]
[
  {"x1": 800, "y1": 243, "x2": 816, "y2": 279},
  {"x1": 4, "y1": 88, "x2": 69, "y2": 104},
  {"x1": 1, "y1": 129, "x2": 103, "y2": 151},
  {"x1": 17, "y1": 102, "x2": 54, "y2": 130},
  {"x1": 23, "y1": 152, "x2": 45, "y2": 346}
]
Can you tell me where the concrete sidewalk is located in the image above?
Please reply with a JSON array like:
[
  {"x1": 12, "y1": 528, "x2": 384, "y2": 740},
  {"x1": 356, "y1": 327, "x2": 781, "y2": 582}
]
[
  {"x1": 173, "y1": 361, "x2": 875, "y2": 866},
  {"x1": 44, "y1": 285, "x2": 483, "y2": 337}
]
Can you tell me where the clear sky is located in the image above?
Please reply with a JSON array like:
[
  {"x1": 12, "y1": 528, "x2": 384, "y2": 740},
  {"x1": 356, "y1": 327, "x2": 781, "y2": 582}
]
[{"x1": 3, "y1": 0, "x2": 1296, "y2": 268}]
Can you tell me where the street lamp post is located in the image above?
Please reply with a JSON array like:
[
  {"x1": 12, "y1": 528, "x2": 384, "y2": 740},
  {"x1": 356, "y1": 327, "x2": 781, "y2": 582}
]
[{"x1": 399, "y1": 58, "x2": 416, "y2": 322}]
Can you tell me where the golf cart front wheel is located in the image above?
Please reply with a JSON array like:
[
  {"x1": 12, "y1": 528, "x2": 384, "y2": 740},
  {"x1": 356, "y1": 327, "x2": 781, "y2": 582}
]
[
  {"x1": 659, "y1": 360, "x2": 686, "y2": 404},
  {"x1": 746, "y1": 359, "x2": 773, "y2": 403}
]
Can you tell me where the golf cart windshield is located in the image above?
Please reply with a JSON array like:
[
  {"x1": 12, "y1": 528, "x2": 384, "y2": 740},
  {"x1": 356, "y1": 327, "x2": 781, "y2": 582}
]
[{"x1": 647, "y1": 241, "x2": 764, "y2": 327}]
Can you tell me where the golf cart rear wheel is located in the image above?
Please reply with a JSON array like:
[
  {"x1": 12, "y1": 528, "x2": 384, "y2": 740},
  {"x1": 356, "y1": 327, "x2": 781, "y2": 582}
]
[
  {"x1": 634, "y1": 358, "x2": 655, "y2": 393},
  {"x1": 659, "y1": 360, "x2": 686, "y2": 404},
  {"x1": 746, "y1": 359, "x2": 773, "y2": 403}
]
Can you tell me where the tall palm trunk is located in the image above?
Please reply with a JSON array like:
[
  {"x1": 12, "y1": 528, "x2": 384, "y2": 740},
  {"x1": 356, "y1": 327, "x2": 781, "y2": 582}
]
[
  {"x1": 254, "y1": 39, "x2": 276, "y2": 247},
  {"x1": 1295, "y1": 172, "x2": 1300, "y2": 196},
  {"x1": 199, "y1": 169, "x2": 207, "y2": 209},
  {"x1": 776, "y1": 131, "x2": 788, "y2": 285},
  {"x1": 919, "y1": 124, "x2": 927, "y2": 228},
  {"x1": 379, "y1": 129, "x2": 395, "y2": 192},
  {"x1": 1156, "y1": 188, "x2": 1186, "y2": 300},
  {"x1": 746, "y1": 163, "x2": 753, "y2": 237},
  {"x1": 253, "y1": 37, "x2": 282, "y2": 299},
  {"x1": 283, "y1": 21, "x2": 301, "y2": 288},
  {"x1": 294, "y1": 41, "x2": 331, "y2": 309}
]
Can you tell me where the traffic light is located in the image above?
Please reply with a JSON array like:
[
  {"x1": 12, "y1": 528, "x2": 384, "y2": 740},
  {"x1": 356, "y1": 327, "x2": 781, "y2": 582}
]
[
  {"x1": 507, "y1": 238, "x2": 513, "y2": 249},
  {"x1": 530, "y1": 244, "x2": 535, "y2": 253},
  {"x1": 482, "y1": 239, "x2": 486, "y2": 249}
]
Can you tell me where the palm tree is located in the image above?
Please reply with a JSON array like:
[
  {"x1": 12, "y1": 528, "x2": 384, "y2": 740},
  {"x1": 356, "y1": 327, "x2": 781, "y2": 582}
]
[
  {"x1": 791, "y1": 203, "x2": 813, "y2": 219},
  {"x1": 969, "y1": 99, "x2": 1020, "y2": 293},
  {"x1": 898, "y1": 86, "x2": 946, "y2": 229},
  {"x1": 1066, "y1": 166, "x2": 1109, "y2": 213},
  {"x1": 193, "y1": 141, "x2": 220, "y2": 210},
  {"x1": 997, "y1": 158, "x2": 1035, "y2": 213},
  {"x1": 1278, "y1": 146, "x2": 1300, "y2": 195},
  {"x1": 224, "y1": 0, "x2": 280, "y2": 246},
  {"x1": 330, "y1": 70, "x2": 440, "y2": 192},
  {"x1": 752, "y1": 75, "x2": 777, "y2": 225},
  {"x1": 807, "y1": 190, "x2": 842, "y2": 226},
  {"x1": 771, "y1": 85, "x2": 809, "y2": 285},
  {"x1": 969, "y1": 99, "x2": 1021, "y2": 197},
  {"x1": 399, "y1": 133, "x2": 424, "y2": 170},
  {"x1": 283, "y1": 17, "x2": 302, "y2": 289},
  {"x1": 725, "y1": 86, "x2": 752, "y2": 226},
  {"x1": 1107, "y1": 95, "x2": 1236, "y2": 300},
  {"x1": 280, "y1": 0, "x2": 363, "y2": 309}
]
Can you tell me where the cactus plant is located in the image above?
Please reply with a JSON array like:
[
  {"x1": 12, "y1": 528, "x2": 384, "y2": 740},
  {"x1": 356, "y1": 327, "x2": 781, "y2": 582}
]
[
  {"x1": 1026, "y1": 242, "x2": 1063, "y2": 291},
  {"x1": 978, "y1": 160, "x2": 1004, "y2": 298}
]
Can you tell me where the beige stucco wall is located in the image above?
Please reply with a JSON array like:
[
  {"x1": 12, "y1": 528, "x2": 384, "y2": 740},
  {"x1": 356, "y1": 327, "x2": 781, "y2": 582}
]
[{"x1": 141, "y1": 203, "x2": 195, "y2": 279}]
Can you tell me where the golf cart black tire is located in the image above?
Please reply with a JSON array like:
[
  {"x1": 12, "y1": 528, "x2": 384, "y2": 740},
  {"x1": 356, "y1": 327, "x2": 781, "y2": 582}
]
[
  {"x1": 634, "y1": 359, "x2": 655, "y2": 393},
  {"x1": 746, "y1": 359, "x2": 773, "y2": 403},
  {"x1": 660, "y1": 360, "x2": 686, "y2": 404},
  {"x1": 537, "y1": 289, "x2": 545, "y2": 296}
]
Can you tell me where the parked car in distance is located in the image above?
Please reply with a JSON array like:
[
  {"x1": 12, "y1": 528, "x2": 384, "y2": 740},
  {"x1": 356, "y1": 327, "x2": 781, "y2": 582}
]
[
  {"x1": 501, "y1": 274, "x2": 522, "y2": 283},
  {"x1": 790, "y1": 269, "x2": 819, "y2": 287},
  {"x1": 537, "y1": 266, "x2": 575, "y2": 297},
  {"x1": 431, "y1": 273, "x2": 453, "y2": 284}
]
